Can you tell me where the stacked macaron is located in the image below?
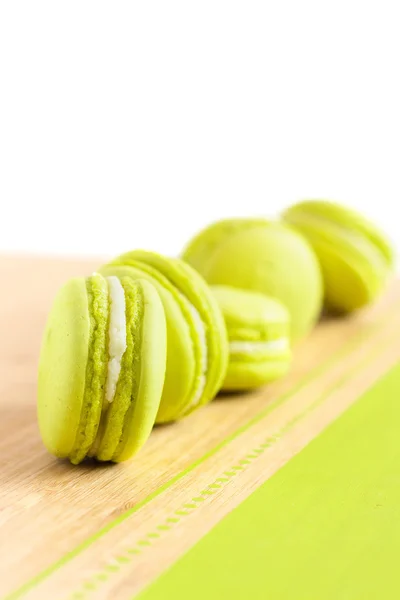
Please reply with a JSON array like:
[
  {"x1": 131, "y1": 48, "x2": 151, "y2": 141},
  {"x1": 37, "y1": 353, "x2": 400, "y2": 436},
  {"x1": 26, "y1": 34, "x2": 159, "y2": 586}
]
[
  {"x1": 282, "y1": 200, "x2": 394, "y2": 313},
  {"x1": 211, "y1": 286, "x2": 291, "y2": 390},
  {"x1": 38, "y1": 199, "x2": 394, "y2": 464},
  {"x1": 99, "y1": 250, "x2": 228, "y2": 423},
  {"x1": 38, "y1": 275, "x2": 167, "y2": 464}
]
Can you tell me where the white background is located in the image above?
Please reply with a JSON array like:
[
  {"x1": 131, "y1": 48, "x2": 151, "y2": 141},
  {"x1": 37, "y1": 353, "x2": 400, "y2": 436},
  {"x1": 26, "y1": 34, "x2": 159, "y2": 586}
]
[{"x1": 1, "y1": 1, "x2": 399, "y2": 259}]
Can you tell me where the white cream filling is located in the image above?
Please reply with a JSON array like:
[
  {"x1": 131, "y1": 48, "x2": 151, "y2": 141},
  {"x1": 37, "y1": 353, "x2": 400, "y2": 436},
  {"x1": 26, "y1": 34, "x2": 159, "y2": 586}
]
[
  {"x1": 105, "y1": 276, "x2": 127, "y2": 403},
  {"x1": 185, "y1": 303, "x2": 208, "y2": 410},
  {"x1": 229, "y1": 338, "x2": 289, "y2": 355}
]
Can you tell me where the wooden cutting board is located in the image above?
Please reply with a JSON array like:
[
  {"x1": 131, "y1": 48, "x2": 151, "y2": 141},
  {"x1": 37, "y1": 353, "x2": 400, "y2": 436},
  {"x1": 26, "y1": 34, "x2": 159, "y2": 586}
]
[{"x1": 1, "y1": 255, "x2": 400, "y2": 600}]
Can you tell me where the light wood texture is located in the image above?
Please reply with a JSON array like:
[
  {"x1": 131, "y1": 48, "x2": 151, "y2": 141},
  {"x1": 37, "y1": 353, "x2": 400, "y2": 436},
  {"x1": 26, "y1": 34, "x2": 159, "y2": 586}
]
[{"x1": 0, "y1": 255, "x2": 399, "y2": 600}]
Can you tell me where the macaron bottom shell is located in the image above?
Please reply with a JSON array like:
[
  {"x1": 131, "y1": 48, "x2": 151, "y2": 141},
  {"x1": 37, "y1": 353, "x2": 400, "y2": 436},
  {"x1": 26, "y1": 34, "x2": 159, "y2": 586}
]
[{"x1": 223, "y1": 355, "x2": 290, "y2": 391}]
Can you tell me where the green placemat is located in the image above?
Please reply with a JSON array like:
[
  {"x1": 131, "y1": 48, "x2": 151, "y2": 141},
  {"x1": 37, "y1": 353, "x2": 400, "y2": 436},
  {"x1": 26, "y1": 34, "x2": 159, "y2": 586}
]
[{"x1": 140, "y1": 363, "x2": 400, "y2": 600}]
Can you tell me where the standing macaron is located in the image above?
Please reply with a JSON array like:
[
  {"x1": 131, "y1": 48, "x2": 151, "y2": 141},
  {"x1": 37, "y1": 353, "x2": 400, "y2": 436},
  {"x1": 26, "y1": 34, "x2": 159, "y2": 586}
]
[
  {"x1": 212, "y1": 285, "x2": 291, "y2": 390},
  {"x1": 282, "y1": 200, "x2": 395, "y2": 313},
  {"x1": 38, "y1": 274, "x2": 167, "y2": 464},
  {"x1": 99, "y1": 250, "x2": 229, "y2": 423},
  {"x1": 182, "y1": 218, "x2": 323, "y2": 340}
]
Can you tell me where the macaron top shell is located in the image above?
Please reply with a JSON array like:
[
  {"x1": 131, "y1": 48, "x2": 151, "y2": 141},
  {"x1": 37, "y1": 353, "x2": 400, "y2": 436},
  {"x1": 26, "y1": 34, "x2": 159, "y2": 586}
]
[
  {"x1": 38, "y1": 274, "x2": 166, "y2": 464},
  {"x1": 282, "y1": 200, "x2": 394, "y2": 312},
  {"x1": 38, "y1": 277, "x2": 94, "y2": 459},
  {"x1": 182, "y1": 219, "x2": 323, "y2": 340},
  {"x1": 283, "y1": 200, "x2": 394, "y2": 267},
  {"x1": 211, "y1": 285, "x2": 290, "y2": 344},
  {"x1": 182, "y1": 218, "x2": 265, "y2": 273}
]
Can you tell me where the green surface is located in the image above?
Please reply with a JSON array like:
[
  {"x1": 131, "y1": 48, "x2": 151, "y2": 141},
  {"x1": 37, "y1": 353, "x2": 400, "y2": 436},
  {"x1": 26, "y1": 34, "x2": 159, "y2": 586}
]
[
  {"x1": 211, "y1": 285, "x2": 291, "y2": 390},
  {"x1": 182, "y1": 218, "x2": 323, "y2": 340},
  {"x1": 140, "y1": 362, "x2": 400, "y2": 600}
]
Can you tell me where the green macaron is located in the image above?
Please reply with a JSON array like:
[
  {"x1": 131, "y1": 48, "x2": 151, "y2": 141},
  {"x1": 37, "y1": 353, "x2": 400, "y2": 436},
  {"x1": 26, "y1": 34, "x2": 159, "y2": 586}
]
[
  {"x1": 212, "y1": 285, "x2": 291, "y2": 390},
  {"x1": 99, "y1": 250, "x2": 229, "y2": 423},
  {"x1": 38, "y1": 274, "x2": 167, "y2": 464},
  {"x1": 182, "y1": 218, "x2": 323, "y2": 340},
  {"x1": 282, "y1": 200, "x2": 395, "y2": 313}
]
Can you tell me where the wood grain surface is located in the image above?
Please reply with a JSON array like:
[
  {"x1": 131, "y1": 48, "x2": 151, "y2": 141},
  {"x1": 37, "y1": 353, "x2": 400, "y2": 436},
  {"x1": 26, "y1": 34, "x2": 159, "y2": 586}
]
[{"x1": 1, "y1": 255, "x2": 399, "y2": 600}]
